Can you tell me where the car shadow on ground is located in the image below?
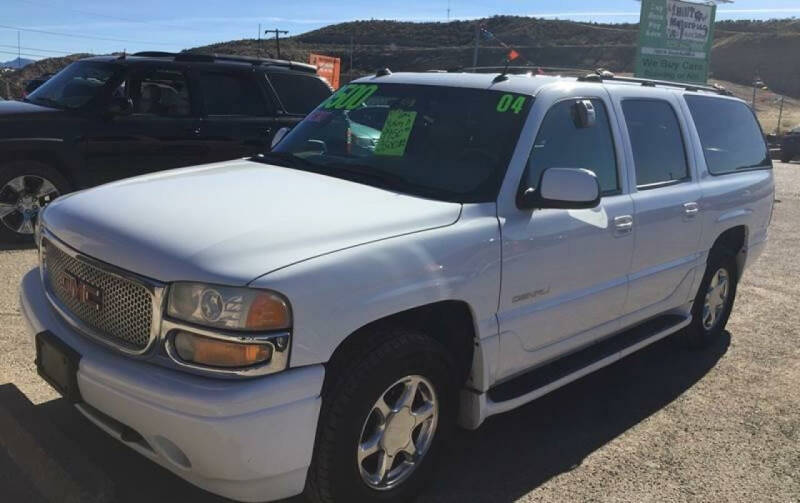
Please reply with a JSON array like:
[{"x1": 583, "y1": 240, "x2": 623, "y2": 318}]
[
  {"x1": 0, "y1": 241, "x2": 36, "y2": 252},
  {"x1": 0, "y1": 332, "x2": 730, "y2": 503}
]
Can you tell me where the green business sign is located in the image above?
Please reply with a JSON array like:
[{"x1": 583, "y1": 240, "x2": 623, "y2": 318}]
[{"x1": 634, "y1": 0, "x2": 717, "y2": 84}]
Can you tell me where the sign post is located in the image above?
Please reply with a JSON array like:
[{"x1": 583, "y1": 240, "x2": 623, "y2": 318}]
[{"x1": 634, "y1": 0, "x2": 717, "y2": 84}]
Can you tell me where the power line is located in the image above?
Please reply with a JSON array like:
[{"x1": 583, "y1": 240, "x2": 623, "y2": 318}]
[
  {"x1": 8, "y1": 0, "x2": 212, "y2": 35},
  {"x1": 0, "y1": 43, "x2": 74, "y2": 55},
  {"x1": 0, "y1": 23, "x2": 182, "y2": 46}
]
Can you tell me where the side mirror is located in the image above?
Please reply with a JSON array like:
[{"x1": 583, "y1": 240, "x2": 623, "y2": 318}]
[
  {"x1": 573, "y1": 99, "x2": 596, "y2": 129},
  {"x1": 107, "y1": 96, "x2": 133, "y2": 116},
  {"x1": 271, "y1": 127, "x2": 290, "y2": 150},
  {"x1": 517, "y1": 168, "x2": 601, "y2": 210}
]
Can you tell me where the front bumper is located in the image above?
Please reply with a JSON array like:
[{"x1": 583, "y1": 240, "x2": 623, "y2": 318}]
[{"x1": 19, "y1": 268, "x2": 323, "y2": 502}]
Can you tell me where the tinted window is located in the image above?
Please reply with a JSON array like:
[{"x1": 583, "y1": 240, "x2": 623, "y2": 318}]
[
  {"x1": 525, "y1": 99, "x2": 618, "y2": 194},
  {"x1": 622, "y1": 100, "x2": 688, "y2": 187},
  {"x1": 268, "y1": 73, "x2": 331, "y2": 114},
  {"x1": 199, "y1": 72, "x2": 268, "y2": 116},
  {"x1": 121, "y1": 69, "x2": 191, "y2": 117},
  {"x1": 271, "y1": 84, "x2": 530, "y2": 203},
  {"x1": 685, "y1": 95, "x2": 770, "y2": 174}
]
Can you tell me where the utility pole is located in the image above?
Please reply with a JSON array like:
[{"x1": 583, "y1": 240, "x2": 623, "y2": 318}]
[
  {"x1": 447, "y1": 0, "x2": 451, "y2": 21},
  {"x1": 17, "y1": 31, "x2": 21, "y2": 68},
  {"x1": 258, "y1": 23, "x2": 262, "y2": 57},
  {"x1": 472, "y1": 24, "x2": 480, "y2": 70},
  {"x1": 777, "y1": 95, "x2": 785, "y2": 135},
  {"x1": 265, "y1": 28, "x2": 289, "y2": 59}
]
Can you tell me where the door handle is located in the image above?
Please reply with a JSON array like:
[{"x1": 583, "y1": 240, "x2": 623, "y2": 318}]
[
  {"x1": 683, "y1": 202, "x2": 700, "y2": 217},
  {"x1": 614, "y1": 215, "x2": 634, "y2": 234}
]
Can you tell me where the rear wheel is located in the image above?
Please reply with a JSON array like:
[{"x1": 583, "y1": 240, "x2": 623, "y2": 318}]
[
  {"x1": 780, "y1": 151, "x2": 792, "y2": 163},
  {"x1": 0, "y1": 161, "x2": 69, "y2": 244},
  {"x1": 685, "y1": 250, "x2": 738, "y2": 348},
  {"x1": 305, "y1": 329, "x2": 456, "y2": 503}
]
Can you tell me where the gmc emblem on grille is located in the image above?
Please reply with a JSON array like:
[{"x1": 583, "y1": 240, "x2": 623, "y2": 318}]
[{"x1": 59, "y1": 272, "x2": 103, "y2": 311}]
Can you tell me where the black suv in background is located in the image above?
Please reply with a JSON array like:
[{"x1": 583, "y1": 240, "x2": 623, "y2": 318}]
[{"x1": 0, "y1": 52, "x2": 332, "y2": 242}]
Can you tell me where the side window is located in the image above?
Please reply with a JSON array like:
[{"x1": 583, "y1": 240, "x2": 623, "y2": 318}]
[
  {"x1": 125, "y1": 69, "x2": 191, "y2": 117},
  {"x1": 268, "y1": 73, "x2": 332, "y2": 115},
  {"x1": 621, "y1": 100, "x2": 689, "y2": 187},
  {"x1": 198, "y1": 72, "x2": 268, "y2": 116},
  {"x1": 685, "y1": 95, "x2": 770, "y2": 174},
  {"x1": 526, "y1": 98, "x2": 619, "y2": 194}
]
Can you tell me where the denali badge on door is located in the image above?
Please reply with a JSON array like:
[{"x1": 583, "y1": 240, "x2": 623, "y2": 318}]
[{"x1": 59, "y1": 272, "x2": 103, "y2": 311}]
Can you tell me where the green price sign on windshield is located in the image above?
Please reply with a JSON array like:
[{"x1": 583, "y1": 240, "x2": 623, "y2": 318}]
[{"x1": 634, "y1": 0, "x2": 717, "y2": 84}]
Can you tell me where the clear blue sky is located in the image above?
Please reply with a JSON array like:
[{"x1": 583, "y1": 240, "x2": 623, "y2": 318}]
[{"x1": 2, "y1": 0, "x2": 800, "y2": 62}]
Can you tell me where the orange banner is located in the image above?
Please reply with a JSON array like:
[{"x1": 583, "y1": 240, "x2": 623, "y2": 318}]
[{"x1": 309, "y1": 53, "x2": 341, "y2": 90}]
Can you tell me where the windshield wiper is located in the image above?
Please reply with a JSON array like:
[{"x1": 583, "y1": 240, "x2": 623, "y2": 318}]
[
  {"x1": 317, "y1": 161, "x2": 412, "y2": 188},
  {"x1": 253, "y1": 151, "x2": 316, "y2": 169}
]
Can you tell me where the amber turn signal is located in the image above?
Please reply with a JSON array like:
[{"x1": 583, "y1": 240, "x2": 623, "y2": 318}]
[{"x1": 173, "y1": 331, "x2": 272, "y2": 368}]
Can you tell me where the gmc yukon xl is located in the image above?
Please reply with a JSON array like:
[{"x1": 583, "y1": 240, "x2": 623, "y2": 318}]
[{"x1": 20, "y1": 71, "x2": 774, "y2": 503}]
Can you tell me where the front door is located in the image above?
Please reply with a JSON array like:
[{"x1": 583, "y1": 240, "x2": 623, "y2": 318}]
[
  {"x1": 85, "y1": 66, "x2": 204, "y2": 184},
  {"x1": 497, "y1": 92, "x2": 634, "y2": 381}
]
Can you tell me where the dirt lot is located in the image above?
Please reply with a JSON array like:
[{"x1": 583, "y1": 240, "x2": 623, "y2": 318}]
[{"x1": 0, "y1": 164, "x2": 798, "y2": 503}]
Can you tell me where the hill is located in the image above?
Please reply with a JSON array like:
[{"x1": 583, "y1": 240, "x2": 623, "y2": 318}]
[
  {"x1": 1, "y1": 57, "x2": 34, "y2": 69},
  {"x1": 189, "y1": 16, "x2": 800, "y2": 97}
]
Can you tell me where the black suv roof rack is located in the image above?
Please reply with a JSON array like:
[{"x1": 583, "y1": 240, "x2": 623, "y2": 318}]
[
  {"x1": 131, "y1": 51, "x2": 317, "y2": 74},
  {"x1": 578, "y1": 69, "x2": 733, "y2": 96}
]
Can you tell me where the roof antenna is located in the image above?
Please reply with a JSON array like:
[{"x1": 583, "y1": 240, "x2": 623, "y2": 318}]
[{"x1": 493, "y1": 59, "x2": 510, "y2": 83}]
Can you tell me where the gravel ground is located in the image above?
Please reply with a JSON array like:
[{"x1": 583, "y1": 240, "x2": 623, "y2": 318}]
[{"x1": 0, "y1": 163, "x2": 798, "y2": 503}]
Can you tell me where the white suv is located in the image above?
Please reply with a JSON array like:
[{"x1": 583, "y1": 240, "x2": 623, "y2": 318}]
[{"x1": 20, "y1": 70, "x2": 774, "y2": 503}]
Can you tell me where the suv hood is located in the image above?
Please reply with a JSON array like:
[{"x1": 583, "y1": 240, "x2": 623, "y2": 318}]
[
  {"x1": 44, "y1": 159, "x2": 461, "y2": 285},
  {"x1": 0, "y1": 99, "x2": 63, "y2": 118}
]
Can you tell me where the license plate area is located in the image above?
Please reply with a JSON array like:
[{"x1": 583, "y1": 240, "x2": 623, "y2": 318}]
[{"x1": 35, "y1": 331, "x2": 82, "y2": 403}]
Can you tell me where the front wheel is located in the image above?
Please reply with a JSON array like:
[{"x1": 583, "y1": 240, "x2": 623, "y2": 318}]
[
  {"x1": 0, "y1": 161, "x2": 70, "y2": 244},
  {"x1": 305, "y1": 329, "x2": 456, "y2": 503},
  {"x1": 685, "y1": 250, "x2": 738, "y2": 348}
]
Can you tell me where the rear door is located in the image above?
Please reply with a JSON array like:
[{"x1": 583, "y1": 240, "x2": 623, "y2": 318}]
[
  {"x1": 611, "y1": 92, "x2": 703, "y2": 321},
  {"x1": 193, "y1": 68, "x2": 277, "y2": 162},
  {"x1": 266, "y1": 71, "x2": 333, "y2": 131},
  {"x1": 85, "y1": 66, "x2": 204, "y2": 182}
]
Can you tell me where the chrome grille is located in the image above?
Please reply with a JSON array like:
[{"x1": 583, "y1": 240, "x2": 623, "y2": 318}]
[{"x1": 43, "y1": 239, "x2": 153, "y2": 349}]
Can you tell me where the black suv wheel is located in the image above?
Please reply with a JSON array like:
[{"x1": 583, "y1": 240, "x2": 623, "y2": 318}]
[{"x1": 0, "y1": 161, "x2": 69, "y2": 243}]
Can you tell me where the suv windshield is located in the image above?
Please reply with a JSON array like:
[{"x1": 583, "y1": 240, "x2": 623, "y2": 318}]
[
  {"x1": 27, "y1": 61, "x2": 118, "y2": 110},
  {"x1": 270, "y1": 83, "x2": 531, "y2": 202}
]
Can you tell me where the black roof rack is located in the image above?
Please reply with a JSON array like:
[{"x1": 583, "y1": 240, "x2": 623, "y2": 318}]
[
  {"x1": 130, "y1": 51, "x2": 317, "y2": 74},
  {"x1": 578, "y1": 69, "x2": 733, "y2": 96}
]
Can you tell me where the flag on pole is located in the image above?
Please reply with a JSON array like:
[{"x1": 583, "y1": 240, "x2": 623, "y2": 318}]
[{"x1": 507, "y1": 49, "x2": 520, "y2": 61}]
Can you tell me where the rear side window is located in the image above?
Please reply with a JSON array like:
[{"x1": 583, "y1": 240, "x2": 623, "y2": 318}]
[
  {"x1": 622, "y1": 100, "x2": 689, "y2": 187},
  {"x1": 525, "y1": 98, "x2": 619, "y2": 194},
  {"x1": 685, "y1": 95, "x2": 770, "y2": 174},
  {"x1": 268, "y1": 73, "x2": 331, "y2": 114},
  {"x1": 198, "y1": 72, "x2": 268, "y2": 116}
]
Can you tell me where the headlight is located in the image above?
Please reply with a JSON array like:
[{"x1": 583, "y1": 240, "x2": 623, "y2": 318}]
[{"x1": 167, "y1": 282, "x2": 291, "y2": 331}]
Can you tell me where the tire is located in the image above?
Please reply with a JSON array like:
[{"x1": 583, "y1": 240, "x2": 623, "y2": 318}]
[
  {"x1": 780, "y1": 152, "x2": 792, "y2": 163},
  {"x1": 0, "y1": 161, "x2": 70, "y2": 244},
  {"x1": 685, "y1": 249, "x2": 738, "y2": 348},
  {"x1": 305, "y1": 328, "x2": 456, "y2": 503}
]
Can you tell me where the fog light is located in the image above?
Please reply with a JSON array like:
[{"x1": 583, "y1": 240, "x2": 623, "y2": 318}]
[{"x1": 172, "y1": 331, "x2": 272, "y2": 368}]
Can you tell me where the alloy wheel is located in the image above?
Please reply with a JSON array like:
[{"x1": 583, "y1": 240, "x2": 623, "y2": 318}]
[
  {"x1": 702, "y1": 267, "x2": 730, "y2": 331},
  {"x1": 0, "y1": 175, "x2": 60, "y2": 235},
  {"x1": 357, "y1": 374, "x2": 439, "y2": 491}
]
